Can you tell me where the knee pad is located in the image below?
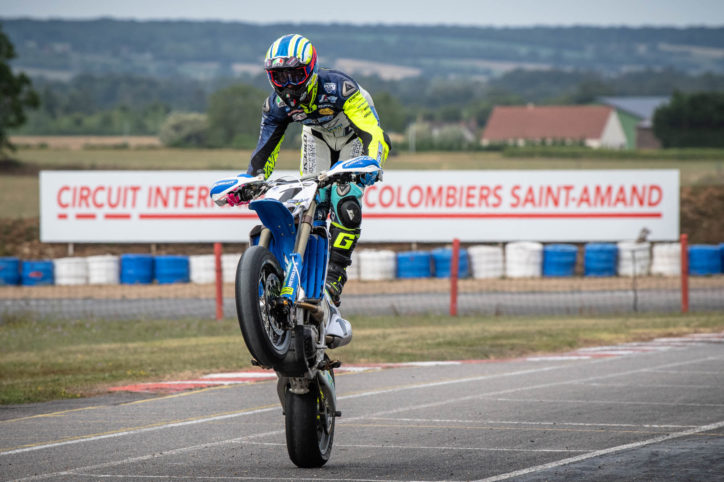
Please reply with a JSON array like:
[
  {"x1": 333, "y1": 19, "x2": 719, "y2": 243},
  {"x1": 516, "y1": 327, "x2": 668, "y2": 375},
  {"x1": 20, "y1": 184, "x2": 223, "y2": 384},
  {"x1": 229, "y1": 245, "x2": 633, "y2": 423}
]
[{"x1": 330, "y1": 182, "x2": 364, "y2": 229}]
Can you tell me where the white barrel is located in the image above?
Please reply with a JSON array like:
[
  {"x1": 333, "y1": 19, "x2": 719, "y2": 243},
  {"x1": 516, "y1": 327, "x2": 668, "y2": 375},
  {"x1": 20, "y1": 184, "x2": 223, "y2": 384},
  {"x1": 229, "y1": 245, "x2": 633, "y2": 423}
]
[
  {"x1": 651, "y1": 242, "x2": 681, "y2": 276},
  {"x1": 189, "y1": 254, "x2": 216, "y2": 284},
  {"x1": 505, "y1": 242, "x2": 543, "y2": 278},
  {"x1": 53, "y1": 257, "x2": 88, "y2": 285},
  {"x1": 359, "y1": 249, "x2": 396, "y2": 281},
  {"x1": 86, "y1": 255, "x2": 119, "y2": 285},
  {"x1": 346, "y1": 250, "x2": 361, "y2": 281},
  {"x1": 469, "y1": 245, "x2": 504, "y2": 279},
  {"x1": 222, "y1": 253, "x2": 242, "y2": 283},
  {"x1": 617, "y1": 241, "x2": 651, "y2": 276}
]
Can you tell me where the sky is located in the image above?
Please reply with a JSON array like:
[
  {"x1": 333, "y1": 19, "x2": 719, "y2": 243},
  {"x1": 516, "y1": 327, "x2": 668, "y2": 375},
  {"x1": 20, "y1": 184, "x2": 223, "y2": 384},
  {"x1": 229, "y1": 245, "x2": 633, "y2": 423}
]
[{"x1": 1, "y1": 0, "x2": 723, "y2": 27}]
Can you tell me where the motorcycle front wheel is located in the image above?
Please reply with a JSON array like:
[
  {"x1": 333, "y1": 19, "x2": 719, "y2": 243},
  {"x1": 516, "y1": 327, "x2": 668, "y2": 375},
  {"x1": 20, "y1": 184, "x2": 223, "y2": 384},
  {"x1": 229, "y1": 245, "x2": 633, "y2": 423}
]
[
  {"x1": 235, "y1": 245, "x2": 291, "y2": 367},
  {"x1": 285, "y1": 376, "x2": 335, "y2": 467}
]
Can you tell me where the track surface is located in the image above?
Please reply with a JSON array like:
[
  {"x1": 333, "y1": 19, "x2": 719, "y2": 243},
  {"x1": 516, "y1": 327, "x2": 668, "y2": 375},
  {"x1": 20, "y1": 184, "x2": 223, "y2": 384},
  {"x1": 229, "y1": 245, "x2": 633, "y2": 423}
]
[{"x1": 1, "y1": 334, "x2": 723, "y2": 481}]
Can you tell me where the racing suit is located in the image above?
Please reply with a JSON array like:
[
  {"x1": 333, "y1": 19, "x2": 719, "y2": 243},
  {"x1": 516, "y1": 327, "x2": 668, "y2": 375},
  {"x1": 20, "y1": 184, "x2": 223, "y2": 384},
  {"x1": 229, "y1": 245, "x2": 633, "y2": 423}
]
[{"x1": 247, "y1": 68, "x2": 390, "y2": 307}]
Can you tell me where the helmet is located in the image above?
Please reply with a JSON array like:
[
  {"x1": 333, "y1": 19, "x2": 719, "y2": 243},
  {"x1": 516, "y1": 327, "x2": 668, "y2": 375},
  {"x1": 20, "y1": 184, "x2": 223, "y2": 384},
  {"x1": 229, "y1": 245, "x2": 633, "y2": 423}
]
[{"x1": 265, "y1": 34, "x2": 318, "y2": 108}]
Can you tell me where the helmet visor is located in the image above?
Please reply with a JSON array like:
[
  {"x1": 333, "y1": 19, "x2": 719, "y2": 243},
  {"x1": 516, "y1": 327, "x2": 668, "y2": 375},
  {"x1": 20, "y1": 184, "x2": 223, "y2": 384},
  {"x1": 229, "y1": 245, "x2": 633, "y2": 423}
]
[{"x1": 268, "y1": 66, "x2": 310, "y2": 88}]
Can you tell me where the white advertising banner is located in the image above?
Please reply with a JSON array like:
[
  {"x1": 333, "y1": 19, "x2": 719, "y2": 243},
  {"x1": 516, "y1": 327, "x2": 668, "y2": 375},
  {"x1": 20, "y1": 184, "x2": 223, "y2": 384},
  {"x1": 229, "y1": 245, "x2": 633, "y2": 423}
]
[{"x1": 40, "y1": 169, "x2": 679, "y2": 243}]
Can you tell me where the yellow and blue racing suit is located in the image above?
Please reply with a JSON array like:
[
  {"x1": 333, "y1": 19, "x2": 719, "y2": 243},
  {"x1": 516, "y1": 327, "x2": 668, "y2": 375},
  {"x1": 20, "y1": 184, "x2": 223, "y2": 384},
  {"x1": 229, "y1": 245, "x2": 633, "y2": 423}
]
[{"x1": 246, "y1": 68, "x2": 390, "y2": 305}]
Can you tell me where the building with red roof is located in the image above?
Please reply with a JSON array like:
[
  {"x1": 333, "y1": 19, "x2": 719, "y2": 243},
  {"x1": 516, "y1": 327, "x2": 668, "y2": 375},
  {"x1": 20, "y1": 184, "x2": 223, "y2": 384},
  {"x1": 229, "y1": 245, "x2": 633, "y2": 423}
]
[{"x1": 481, "y1": 105, "x2": 627, "y2": 149}]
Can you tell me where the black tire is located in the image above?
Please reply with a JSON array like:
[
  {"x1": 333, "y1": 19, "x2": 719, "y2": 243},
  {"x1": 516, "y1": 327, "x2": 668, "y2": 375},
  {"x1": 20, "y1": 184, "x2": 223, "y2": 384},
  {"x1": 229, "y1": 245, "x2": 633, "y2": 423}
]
[
  {"x1": 285, "y1": 376, "x2": 335, "y2": 468},
  {"x1": 235, "y1": 245, "x2": 291, "y2": 367}
]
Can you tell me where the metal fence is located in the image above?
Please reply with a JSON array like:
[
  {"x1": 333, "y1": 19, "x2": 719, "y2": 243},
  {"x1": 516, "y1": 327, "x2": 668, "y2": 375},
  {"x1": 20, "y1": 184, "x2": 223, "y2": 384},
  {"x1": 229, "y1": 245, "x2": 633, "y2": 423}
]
[{"x1": 1, "y1": 236, "x2": 723, "y2": 321}]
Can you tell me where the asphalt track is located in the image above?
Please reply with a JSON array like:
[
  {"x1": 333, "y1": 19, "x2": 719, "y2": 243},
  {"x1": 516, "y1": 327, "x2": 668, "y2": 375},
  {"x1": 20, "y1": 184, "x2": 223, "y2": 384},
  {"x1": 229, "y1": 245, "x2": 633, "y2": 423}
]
[
  {"x1": 2, "y1": 287, "x2": 723, "y2": 319},
  {"x1": 1, "y1": 333, "x2": 723, "y2": 481}
]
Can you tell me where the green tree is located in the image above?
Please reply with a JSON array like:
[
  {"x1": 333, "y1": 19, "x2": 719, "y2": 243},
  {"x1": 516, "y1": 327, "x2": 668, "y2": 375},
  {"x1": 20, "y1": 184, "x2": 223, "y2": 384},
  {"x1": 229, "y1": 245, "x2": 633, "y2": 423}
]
[
  {"x1": 0, "y1": 25, "x2": 39, "y2": 156},
  {"x1": 159, "y1": 112, "x2": 209, "y2": 147},
  {"x1": 206, "y1": 83, "x2": 266, "y2": 148},
  {"x1": 653, "y1": 91, "x2": 724, "y2": 148}
]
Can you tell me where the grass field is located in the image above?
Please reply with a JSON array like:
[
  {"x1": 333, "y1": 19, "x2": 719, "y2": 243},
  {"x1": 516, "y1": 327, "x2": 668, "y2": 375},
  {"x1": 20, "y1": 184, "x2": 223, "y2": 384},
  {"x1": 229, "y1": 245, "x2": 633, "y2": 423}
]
[{"x1": 1, "y1": 312, "x2": 722, "y2": 405}]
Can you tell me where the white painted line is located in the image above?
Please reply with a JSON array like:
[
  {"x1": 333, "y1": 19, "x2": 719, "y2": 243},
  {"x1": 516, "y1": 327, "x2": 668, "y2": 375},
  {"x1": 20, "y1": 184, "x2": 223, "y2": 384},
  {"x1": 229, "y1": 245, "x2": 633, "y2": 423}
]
[
  {"x1": 526, "y1": 356, "x2": 592, "y2": 361},
  {"x1": 367, "y1": 417, "x2": 696, "y2": 429},
  {"x1": 647, "y1": 369, "x2": 723, "y2": 375},
  {"x1": 6, "y1": 354, "x2": 720, "y2": 481},
  {"x1": 201, "y1": 372, "x2": 276, "y2": 379},
  {"x1": 487, "y1": 397, "x2": 724, "y2": 408},
  {"x1": 241, "y1": 440, "x2": 587, "y2": 453},
  {"x1": 474, "y1": 419, "x2": 724, "y2": 482}
]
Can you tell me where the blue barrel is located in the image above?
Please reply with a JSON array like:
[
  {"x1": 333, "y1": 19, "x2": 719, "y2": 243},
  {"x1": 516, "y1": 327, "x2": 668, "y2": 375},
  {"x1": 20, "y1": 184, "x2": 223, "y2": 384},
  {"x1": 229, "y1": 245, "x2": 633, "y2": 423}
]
[
  {"x1": 0, "y1": 257, "x2": 21, "y2": 285},
  {"x1": 396, "y1": 251, "x2": 432, "y2": 278},
  {"x1": 432, "y1": 248, "x2": 469, "y2": 278},
  {"x1": 688, "y1": 245, "x2": 722, "y2": 275},
  {"x1": 720, "y1": 243, "x2": 724, "y2": 273},
  {"x1": 543, "y1": 244, "x2": 578, "y2": 277},
  {"x1": 21, "y1": 260, "x2": 54, "y2": 286},
  {"x1": 120, "y1": 254, "x2": 154, "y2": 284},
  {"x1": 154, "y1": 255, "x2": 190, "y2": 284},
  {"x1": 584, "y1": 243, "x2": 618, "y2": 277}
]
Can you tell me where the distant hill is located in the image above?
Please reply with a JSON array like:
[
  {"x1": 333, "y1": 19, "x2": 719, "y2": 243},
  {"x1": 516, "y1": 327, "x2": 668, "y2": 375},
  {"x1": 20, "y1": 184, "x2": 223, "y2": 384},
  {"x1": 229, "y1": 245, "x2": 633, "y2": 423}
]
[{"x1": 2, "y1": 19, "x2": 724, "y2": 81}]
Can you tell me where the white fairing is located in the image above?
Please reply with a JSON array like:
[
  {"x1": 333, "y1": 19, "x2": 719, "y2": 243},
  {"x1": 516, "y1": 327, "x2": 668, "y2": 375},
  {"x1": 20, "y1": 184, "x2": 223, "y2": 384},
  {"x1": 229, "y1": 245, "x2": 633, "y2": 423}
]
[
  {"x1": 210, "y1": 175, "x2": 265, "y2": 206},
  {"x1": 324, "y1": 156, "x2": 382, "y2": 180},
  {"x1": 263, "y1": 179, "x2": 318, "y2": 217}
]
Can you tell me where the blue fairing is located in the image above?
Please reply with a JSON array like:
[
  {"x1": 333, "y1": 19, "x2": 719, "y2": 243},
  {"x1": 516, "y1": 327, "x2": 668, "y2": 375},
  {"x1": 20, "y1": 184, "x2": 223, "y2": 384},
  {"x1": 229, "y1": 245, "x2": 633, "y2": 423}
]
[
  {"x1": 250, "y1": 199, "x2": 296, "y2": 262},
  {"x1": 340, "y1": 156, "x2": 380, "y2": 170},
  {"x1": 249, "y1": 198, "x2": 328, "y2": 300}
]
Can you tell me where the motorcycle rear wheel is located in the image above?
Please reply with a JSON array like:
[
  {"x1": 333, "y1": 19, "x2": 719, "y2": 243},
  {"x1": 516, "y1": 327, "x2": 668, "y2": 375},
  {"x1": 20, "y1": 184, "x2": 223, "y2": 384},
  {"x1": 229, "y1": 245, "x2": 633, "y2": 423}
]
[
  {"x1": 285, "y1": 376, "x2": 335, "y2": 467},
  {"x1": 235, "y1": 245, "x2": 291, "y2": 367}
]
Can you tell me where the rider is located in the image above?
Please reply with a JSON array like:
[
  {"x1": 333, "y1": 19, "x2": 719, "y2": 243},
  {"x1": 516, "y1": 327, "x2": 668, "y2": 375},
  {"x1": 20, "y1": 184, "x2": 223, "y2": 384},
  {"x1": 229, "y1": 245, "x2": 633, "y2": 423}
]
[{"x1": 224, "y1": 34, "x2": 390, "y2": 348}]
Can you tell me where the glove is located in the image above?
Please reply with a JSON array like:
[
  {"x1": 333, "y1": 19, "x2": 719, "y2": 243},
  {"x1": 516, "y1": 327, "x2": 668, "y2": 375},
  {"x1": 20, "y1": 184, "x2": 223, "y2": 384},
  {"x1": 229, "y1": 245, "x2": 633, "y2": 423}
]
[
  {"x1": 226, "y1": 191, "x2": 247, "y2": 206},
  {"x1": 359, "y1": 171, "x2": 379, "y2": 187}
]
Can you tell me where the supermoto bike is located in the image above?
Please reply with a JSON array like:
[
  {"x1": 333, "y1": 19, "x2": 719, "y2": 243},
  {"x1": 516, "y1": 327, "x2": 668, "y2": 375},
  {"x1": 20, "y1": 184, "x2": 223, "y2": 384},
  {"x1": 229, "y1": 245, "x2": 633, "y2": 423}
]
[{"x1": 210, "y1": 156, "x2": 382, "y2": 467}]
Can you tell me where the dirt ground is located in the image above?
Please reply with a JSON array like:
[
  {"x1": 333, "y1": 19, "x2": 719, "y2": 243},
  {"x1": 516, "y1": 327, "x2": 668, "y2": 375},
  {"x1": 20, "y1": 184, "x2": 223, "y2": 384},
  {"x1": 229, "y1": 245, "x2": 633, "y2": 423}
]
[{"x1": 1, "y1": 185, "x2": 722, "y2": 260}]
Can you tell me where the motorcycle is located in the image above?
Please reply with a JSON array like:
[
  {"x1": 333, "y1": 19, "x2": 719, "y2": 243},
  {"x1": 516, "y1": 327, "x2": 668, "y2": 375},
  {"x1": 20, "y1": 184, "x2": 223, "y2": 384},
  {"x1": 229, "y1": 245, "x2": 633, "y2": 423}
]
[{"x1": 210, "y1": 156, "x2": 382, "y2": 467}]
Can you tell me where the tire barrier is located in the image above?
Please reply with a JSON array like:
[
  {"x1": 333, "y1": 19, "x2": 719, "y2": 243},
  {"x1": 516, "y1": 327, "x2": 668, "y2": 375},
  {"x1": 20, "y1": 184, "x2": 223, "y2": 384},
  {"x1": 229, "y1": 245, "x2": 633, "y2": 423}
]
[
  {"x1": 154, "y1": 255, "x2": 190, "y2": 284},
  {"x1": 120, "y1": 254, "x2": 154, "y2": 285},
  {"x1": 396, "y1": 251, "x2": 433, "y2": 279},
  {"x1": 431, "y1": 247, "x2": 469, "y2": 278},
  {"x1": 0, "y1": 257, "x2": 21, "y2": 286},
  {"x1": 651, "y1": 243, "x2": 681, "y2": 276},
  {"x1": 617, "y1": 241, "x2": 651, "y2": 277},
  {"x1": 21, "y1": 260, "x2": 54, "y2": 286},
  {"x1": 87, "y1": 255, "x2": 120, "y2": 285},
  {"x1": 584, "y1": 243, "x2": 617, "y2": 277},
  {"x1": 505, "y1": 242, "x2": 543, "y2": 278},
  {"x1": 542, "y1": 244, "x2": 578, "y2": 277},
  {"x1": 359, "y1": 249, "x2": 396, "y2": 281},
  {"x1": 688, "y1": 245, "x2": 722, "y2": 275},
  {"x1": 468, "y1": 245, "x2": 504, "y2": 279},
  {"x1": 53, "y1": 257, "x2": 88, "y2": 285}
]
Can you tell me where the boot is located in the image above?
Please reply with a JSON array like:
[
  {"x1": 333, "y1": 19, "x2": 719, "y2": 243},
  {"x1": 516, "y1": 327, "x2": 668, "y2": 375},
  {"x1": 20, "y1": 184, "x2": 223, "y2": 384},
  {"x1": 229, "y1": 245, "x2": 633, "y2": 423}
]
[
  {"x1": 325, "y1": 224, "x2": 359, "y2": 307},
  {"x1": 324, "y1": 292, "x2": 352, "y2": 348}
]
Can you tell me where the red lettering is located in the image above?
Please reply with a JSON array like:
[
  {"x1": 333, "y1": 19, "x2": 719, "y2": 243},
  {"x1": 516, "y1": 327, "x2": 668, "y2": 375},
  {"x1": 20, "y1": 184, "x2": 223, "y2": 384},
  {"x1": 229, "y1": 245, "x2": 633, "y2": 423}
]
[
  {"x1": 426, "y1": 186, "x2": 444, "y2": 207},
  {"x1": 522, "y1": 186, "x2": 536, "y2": 207},
  {"x1": 614, "y1": 186, "x2": 628, "y2": 206},
  {"x1": 379, "y1": 185, "x2": 394, "y2": 208},
  {"x1": 92, "y1": 186, "x2": 104, "y2": 208},
  {"x1": 184, "y1": 186, "x2": 194, "y2": 209},
  {"x1": 648, "y1": 185, "x2": 662, "y2": 206},
  {"x1": 545, "y1": 186, "x2": 560, "y2": 207},
  {"x1": 198, "y1": 186, "x2": 210, "y2": 208},
  {"x1": 395, "y1": 186, "x2": 406, "y2": 208},
  {"x1": 511, "y1": 185, "x2": 521, "y2": 208},
  {"x1": 631, "y1": 185, "x2": 645, "y2": 206},
  {"x1": 408, "y1": 185, "x2": 423, "y2": 208},
  {"x1": 577, "y1": 186, "x2": 591, "y2": 207},
  {"x1": 363, "y1": 185, "x2": 377, "y2": 208},
  {"x1": 78, "y1": 186, "x2": 91, "y2": 208},
  {"x1": 465, "y1": 185, "x2": 475, "y2": 208},
  {"x1": 108, "y1": 186, "x2": 121, "y2": 208},
  {"x1": 594, "y1": 185, "x2": 612, "y2": 207},
  {"x1": 154, "y1": 187, "x2": 169, "y2": 208},
  {"x1": 57, "y1": 186, "x2": 70, "y2": 208}
]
